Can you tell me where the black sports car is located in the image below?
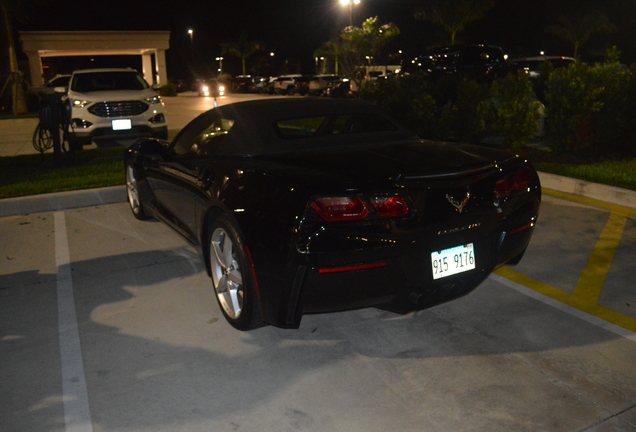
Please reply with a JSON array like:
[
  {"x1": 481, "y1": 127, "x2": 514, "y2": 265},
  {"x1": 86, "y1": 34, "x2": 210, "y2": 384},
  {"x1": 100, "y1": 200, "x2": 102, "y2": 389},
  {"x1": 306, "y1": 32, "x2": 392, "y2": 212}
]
[{"x1": 125, "y1": 98, "x2": 541, "y2": 330}]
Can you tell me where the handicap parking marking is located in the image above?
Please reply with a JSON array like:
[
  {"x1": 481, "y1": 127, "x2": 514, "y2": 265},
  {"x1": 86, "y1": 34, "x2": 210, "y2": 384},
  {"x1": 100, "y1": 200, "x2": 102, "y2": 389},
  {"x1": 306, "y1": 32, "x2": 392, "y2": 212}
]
[{"x1": 495, "y1": 189, "x2": 636, "y2": 335}]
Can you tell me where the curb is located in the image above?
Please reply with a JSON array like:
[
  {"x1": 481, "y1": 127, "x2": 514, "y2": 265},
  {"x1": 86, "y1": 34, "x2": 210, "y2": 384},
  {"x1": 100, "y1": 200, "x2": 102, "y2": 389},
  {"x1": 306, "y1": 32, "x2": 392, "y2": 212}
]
[
  {"x1": 0, "y1": 173, "x2": 635, "y2": 218},
  {"x1": 0, "y1": 185, "x2": 126, "y2": 218},
  {"x1": 538, "y1": 172, "x2": 636, "y2": 210}
]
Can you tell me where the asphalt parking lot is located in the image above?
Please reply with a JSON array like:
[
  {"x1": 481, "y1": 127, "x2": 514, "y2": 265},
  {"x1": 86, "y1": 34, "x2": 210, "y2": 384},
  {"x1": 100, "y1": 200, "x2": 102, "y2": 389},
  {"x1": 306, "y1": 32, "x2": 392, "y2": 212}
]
[{"x1": 1, "y1": 187, "x2": 635, "y2": 432}]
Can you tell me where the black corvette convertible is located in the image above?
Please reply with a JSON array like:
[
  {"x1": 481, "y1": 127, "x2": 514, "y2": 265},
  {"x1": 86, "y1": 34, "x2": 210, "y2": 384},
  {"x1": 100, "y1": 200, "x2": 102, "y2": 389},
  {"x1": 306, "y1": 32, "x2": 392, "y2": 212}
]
[{"x1": 125, "y1": 98, "x2": 541, "y2": 330}]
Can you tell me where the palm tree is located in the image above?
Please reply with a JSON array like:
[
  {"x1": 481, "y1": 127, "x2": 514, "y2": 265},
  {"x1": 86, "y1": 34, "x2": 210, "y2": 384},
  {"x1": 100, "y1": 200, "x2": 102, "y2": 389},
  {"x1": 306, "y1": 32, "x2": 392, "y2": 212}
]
[
  {"x1": 221, "y1": 35, "x2": 261, "y2": 76},
  {"x1": 340, "y1": 16, "x2": 400, "y2": 87},
  {"x1": 415, "y1": 0, "x2": 494, "y2": 45},
  {"x1": 314, "y1": 37, "x2": 345, "y2": 75},
  {"x1": 546, "y1": 11, "x2": 616, "y2": 60},
  {"x1": 0, "y1": 0, "x2": 29, "y2": 115}
]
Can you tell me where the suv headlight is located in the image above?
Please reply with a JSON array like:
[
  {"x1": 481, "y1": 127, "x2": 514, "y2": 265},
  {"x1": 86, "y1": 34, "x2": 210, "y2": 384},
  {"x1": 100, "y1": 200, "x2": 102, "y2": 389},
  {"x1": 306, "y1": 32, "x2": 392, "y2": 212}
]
[
  {"x1": 144, "y1": 95, "x2": 163, "y2": 104},
  {"x1": 72, "y1": 99, "x2": 92, "y2": 108}
]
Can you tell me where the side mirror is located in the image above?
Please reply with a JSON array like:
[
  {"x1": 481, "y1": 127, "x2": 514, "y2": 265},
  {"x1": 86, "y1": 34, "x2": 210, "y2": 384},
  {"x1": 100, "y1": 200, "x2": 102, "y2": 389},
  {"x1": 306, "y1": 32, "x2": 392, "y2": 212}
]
[
  {"x1": 152, "y1": 83, "x2": 161, "y2": 90},
  {"x1": 54, "y1": 86, "x2": 68, "y2": 94}
]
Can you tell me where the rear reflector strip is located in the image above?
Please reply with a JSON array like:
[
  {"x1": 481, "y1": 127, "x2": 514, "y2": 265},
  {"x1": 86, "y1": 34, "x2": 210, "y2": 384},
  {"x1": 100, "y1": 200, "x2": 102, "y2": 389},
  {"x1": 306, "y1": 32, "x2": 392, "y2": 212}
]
[
  {"x1": 318, "y1": 262, "x2": 387, "y2": 274},
  {"x1": 509, "y1": 223, "x2": 533, "y2": 236}
]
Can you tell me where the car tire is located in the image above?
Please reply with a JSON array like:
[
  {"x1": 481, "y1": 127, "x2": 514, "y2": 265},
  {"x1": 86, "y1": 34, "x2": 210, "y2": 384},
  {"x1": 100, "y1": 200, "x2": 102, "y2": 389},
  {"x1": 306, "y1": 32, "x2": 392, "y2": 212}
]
[
  {"x1": 125, "y1": 161, "x2": 149, "y2": 220},
  {"x1": 287, "y1": 86, "x2": 294, "y2": 96},
  {"x1": 208, "y1": 215, "x2": 264, "y2": 331}
]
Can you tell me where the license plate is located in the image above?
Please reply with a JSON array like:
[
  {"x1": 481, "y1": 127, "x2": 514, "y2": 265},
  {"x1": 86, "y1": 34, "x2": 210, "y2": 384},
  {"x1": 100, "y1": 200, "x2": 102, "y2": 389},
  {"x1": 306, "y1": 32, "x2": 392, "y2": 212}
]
[
  {"x1": 112, "y1": 119, "x2": 132, "y2": 130},
  {"x1": 431, "y1": 243, "x2": 475, "y2": 279}
]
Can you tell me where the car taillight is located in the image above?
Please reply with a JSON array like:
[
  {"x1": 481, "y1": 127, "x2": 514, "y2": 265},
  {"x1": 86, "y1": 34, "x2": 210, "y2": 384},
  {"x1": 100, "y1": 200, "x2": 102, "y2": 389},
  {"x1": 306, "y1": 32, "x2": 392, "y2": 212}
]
[
  {"x1": 311, "y1": 197, "x2": 368, "y2": 222},
  {"x1": 494, "y1": 167, "x2": 532, "y2": 200},
  {"x1": 311, "y1": 196, "x2": 409, "y2": 222},
  {"x1": 369, "y1": 197, "x2": 410, "y2": 218}
]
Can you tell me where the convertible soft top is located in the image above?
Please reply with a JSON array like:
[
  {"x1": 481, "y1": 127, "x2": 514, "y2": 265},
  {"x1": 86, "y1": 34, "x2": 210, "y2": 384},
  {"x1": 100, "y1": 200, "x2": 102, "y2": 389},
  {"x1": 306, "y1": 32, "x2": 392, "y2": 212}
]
[{"x1": 181, "y1": 98, "x2": 418, "y2": 156}]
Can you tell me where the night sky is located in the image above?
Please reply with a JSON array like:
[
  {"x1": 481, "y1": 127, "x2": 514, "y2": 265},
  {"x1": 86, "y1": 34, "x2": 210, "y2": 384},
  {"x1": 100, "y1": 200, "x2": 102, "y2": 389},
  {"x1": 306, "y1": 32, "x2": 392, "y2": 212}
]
[{"x1": 11, "y1": 0, "x2": 636, "y2": 81}]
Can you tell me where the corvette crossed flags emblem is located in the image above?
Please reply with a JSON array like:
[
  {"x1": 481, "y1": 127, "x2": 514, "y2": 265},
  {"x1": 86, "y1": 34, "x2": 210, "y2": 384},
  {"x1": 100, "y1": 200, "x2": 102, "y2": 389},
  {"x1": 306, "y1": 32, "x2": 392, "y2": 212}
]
[{"x1": 446, "y1": 191, "x2": 470, "y2": 213}]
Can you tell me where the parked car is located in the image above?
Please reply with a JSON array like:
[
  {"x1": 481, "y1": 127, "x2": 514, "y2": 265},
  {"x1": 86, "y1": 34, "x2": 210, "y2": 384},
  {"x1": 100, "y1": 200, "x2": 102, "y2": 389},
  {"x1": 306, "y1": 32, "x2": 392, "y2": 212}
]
[
  {"x1": 293, "y1": 76, "x2": 312, "y2": 95},
  {"x1": 407, "y1": 44, "x2": 520, "y2": 81},
  {"x1": 235, "y1": 75, "x2": 261, "y2": 93},
  {"x1": 273, "y1": 74, "x2": 302, "y2": 95},
  {"x1": 510, "y1": 56, "x2": 575, "y2": 79},
  {"x1": 124, "y1": 98, "x2": 541, "y2": 330},
  {"x1": 323, "y1": 79, "x2": 351, "y2": 98},
  {"x1": 66, "y1": 68, "x2": 168, "y2": 146},
  {"x1": 32, "y1": 74, "x2": 72, "y2": 96},
  {"x1": 172, "y1": 79, "x2": 188, "y2": 92},
  {"x1": 308, "y1": 74, "x2": 341, "y2": 96},
  {"x1": 255, "y1": 76, "x2": 277, "y2": 94}
]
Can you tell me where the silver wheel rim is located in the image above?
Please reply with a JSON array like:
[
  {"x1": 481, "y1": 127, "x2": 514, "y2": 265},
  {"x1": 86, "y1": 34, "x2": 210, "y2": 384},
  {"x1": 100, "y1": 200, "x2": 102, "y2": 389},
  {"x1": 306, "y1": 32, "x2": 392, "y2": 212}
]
[
  {"x1": 126, "y1": 164, "x2": 141, "y2": 215},
  {"x1": 210, "y1": 227, "x2": 244, "y2": 319}
]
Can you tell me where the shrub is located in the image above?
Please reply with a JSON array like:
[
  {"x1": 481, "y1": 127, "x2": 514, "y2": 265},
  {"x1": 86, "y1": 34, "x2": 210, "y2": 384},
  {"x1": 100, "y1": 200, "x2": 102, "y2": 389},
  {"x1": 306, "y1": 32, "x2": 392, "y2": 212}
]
[
  {"x1": 543, "y1": 51, "x2": 636, "y2": 158},
  {"x1": 487, "y1": 72, "x2": 541, "y2": 152},
  {"x1": 160, "y1": 82, "x2": 178, "y2": 97},
  {"x1": 357, "y1": 75, "x2": 437, "y2": 138},
  {"x1": 452, "y1": 79, "x2": 492, "y2": 143}
]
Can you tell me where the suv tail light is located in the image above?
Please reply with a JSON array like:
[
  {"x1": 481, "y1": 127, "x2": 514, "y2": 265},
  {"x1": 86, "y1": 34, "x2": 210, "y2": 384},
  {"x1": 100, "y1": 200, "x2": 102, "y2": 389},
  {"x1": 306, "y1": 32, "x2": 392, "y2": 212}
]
[
  {"x1": 311, "y1": 196, "x2": 409, "y2": 222},
  {"x1": 494, "y1": 167, "x2": 532, "y2": 200}
]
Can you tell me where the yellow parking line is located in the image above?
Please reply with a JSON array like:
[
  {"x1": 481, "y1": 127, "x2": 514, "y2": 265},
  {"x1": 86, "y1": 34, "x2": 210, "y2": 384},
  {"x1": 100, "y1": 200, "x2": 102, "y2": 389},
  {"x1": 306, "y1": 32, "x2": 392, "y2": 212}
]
[
  {"x1": 494, "y1": 190, "x2": 636, "y2": 334},
  {"x1": 543, "y1": 188, "x2": 635, "y2": 217},
  {"x1": 495, "y1": 267, "x2": 636, "y2": 333},
  {"x1": 573, "y1": 212, "x2": 628, "y2": 303}
]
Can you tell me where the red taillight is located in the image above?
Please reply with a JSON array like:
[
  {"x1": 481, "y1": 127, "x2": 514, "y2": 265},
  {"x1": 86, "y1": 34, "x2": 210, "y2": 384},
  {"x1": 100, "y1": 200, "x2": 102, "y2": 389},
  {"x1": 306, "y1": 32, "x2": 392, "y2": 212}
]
[
  {"x1": 311, "y1": 196, "x2": 410, "y2": 221},
  {"x1": 494, "y1": 178, "x2": 513, "y2": 199},
  {"x1": 495, "y1": 167, "x2": 533, "y2": 200},
  {"x1": 514, "y1": 167, "x2": 532, "y2": 191},
  {"x1": 311, "y1": 197, "x2": 368, "y2": 222},
  {"x1": 369, "y1": 197, "x2": 410, "y2": 218}
]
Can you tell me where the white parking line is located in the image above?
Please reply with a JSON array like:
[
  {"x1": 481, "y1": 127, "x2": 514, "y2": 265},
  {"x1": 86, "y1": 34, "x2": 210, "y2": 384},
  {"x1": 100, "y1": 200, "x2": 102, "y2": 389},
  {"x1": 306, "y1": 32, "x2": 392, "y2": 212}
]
[
  {"x1": 55, "y1": 211, "x2": 94, "y2": 432},
  {"x1": 490, "y1": 273, "x2": 636, "y2": 343}
]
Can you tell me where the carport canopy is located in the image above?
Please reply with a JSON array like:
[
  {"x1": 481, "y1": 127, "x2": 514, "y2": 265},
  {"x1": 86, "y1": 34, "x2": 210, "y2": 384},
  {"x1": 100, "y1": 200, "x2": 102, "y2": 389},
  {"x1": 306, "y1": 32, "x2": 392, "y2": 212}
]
[{"x1": 19, "y1": 31, "x2": 170, "y2": 87}]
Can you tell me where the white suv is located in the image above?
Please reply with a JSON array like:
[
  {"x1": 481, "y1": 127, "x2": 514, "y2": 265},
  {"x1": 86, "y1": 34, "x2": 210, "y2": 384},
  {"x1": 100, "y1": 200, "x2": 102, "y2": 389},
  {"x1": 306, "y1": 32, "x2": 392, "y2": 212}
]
[
  {"x1": 273, "y1": 74, "x2": 302, "y2": 95},
  {"x1": 66, "y1": 68, "x2": 168, "y2": 146}
]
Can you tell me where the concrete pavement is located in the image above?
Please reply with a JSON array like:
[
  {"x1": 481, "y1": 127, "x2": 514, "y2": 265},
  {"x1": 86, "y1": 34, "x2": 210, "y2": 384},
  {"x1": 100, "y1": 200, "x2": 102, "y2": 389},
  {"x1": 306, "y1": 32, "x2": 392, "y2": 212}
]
[{"x1": 1, "y1": 194, "x2": 635, "y2": 432}]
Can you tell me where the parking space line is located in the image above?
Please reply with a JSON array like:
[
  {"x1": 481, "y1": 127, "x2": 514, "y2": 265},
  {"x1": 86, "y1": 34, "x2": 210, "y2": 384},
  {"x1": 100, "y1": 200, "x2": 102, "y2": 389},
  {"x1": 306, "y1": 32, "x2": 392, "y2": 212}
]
[
  {"x1": 495, "y1": 266, "x2": 636, "y2": 334},
  {"x1": 543, "y1": 188, "x2": 636, "y2": 216},
  {"x1": 574, "y1": 212, "x2": 628, "y2": 304},
  {"x1": 55, "y1": 211, "x2": 94, "y2": 432},
  {"x1": 490, "y1": 273, "x2": 636, "y2": 343},
  {"x1": 494, "y1": 191, "x2": 636, "y2": 335}
]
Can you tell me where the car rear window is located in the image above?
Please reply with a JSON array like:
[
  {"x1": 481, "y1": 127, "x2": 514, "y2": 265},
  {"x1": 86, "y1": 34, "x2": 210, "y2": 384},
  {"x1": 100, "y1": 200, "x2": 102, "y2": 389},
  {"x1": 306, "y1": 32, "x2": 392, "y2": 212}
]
[{"x1": 275, "y1": 113, "x2": 398, "y2": 139}]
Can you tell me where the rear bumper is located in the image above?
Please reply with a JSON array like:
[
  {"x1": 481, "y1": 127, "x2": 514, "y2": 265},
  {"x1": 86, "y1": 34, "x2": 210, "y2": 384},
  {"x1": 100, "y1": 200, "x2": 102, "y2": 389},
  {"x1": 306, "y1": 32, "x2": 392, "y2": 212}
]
[{"x1": 257, "y1": 208, "x2": 538, "y2": 328}]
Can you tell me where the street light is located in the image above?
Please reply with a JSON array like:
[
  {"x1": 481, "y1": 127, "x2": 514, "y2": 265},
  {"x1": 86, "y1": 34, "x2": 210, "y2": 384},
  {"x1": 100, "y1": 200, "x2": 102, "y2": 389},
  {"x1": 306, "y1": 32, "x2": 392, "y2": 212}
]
[
  {"x1": 340, "y1": 0, "x2": 361, "y2": 27},
  {"x1": 216, "y1": 57, "x2": 224, "y2": 74},
  {"x1": 188, "y1": 29, "x2": 194, "y2": 65}
]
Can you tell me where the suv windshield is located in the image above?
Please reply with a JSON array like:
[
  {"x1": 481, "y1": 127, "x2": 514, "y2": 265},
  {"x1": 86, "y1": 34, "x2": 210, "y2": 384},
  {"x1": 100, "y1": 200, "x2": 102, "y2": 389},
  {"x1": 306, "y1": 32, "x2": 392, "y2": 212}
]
[{"x1": 71, "y1": 71, "x2": 149, "y2": 93}]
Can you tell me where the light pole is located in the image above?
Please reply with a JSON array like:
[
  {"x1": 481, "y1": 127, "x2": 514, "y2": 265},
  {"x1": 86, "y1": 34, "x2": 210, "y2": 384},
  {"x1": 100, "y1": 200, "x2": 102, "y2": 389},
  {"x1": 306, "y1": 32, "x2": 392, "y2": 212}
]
[
  {"x1": 340, "y1": 0, "x2": 360, "y2": 27},
  {"x1": 216, "y1": 57, "x2": 224, "y2": 74},
  {"x1": 188, "y1": 29, "x2": 194, "y2": 65}
]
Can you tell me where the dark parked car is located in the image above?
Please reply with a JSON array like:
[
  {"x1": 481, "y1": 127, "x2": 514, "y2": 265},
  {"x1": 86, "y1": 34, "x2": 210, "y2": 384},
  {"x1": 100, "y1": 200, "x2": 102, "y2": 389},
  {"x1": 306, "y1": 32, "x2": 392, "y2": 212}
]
[
  {"x1": 235, "y1": 75, "x2": 259, "y2": 93},
  {"x1": 510, "y1": 56, "x2": 575, "y2": 79},
  {"x1": 125, "y1": 99, "x2": 541, "y2": 330},
  {"x1": 407, "y1": 44, "x2": 520, "y2": 81}
]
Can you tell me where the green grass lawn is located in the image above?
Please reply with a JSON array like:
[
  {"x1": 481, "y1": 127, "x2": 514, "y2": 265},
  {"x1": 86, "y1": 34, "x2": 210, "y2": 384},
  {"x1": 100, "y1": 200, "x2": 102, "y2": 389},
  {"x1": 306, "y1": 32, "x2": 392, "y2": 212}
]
[
  {"x1": 0, "y1": 147, "x2": 126, "y2": 199},
  {"x1": 0, "y1": 146, "x2": 634, "y2": 200},
  {"x1": 534, "y1": 159, "x2": 636, "y2": 191}
]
